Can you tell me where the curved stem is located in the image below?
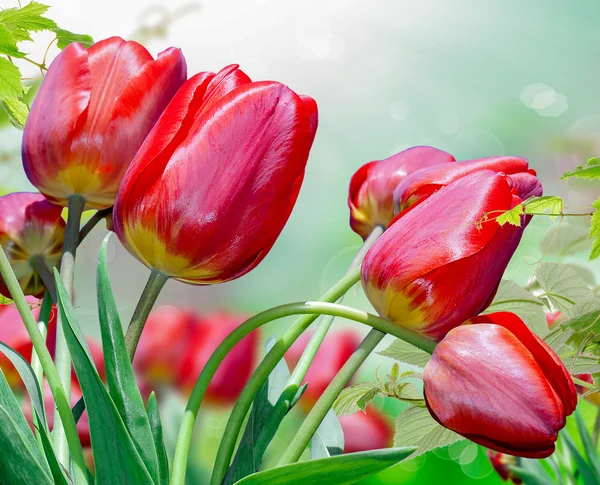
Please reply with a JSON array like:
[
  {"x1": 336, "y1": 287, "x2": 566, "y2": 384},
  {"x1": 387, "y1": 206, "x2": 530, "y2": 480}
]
[
  {"x1": 29, "y1": 255, "x2": 57, "y2": 303},
  {"x1": 0, "y1": 245, "x2": 88, "y2": 481},
  {"x1": 277, "y1": 328, "x2": 384, "y2": 466},
  {"x1": 171, "y1": 300, "x2": 435, "y2": 484},
  {"x1": 78, "y1": 208, "x2": 112, "y2": 243},
  {"x1": 53, "y1": 194, "x2": 85, "y2": 465},
  {"x1": 124, "y1": 269, "x2": 169, "y2": 361},
  {"x1": 593, "y1": 409, "x2": 600, "y2": 448}
]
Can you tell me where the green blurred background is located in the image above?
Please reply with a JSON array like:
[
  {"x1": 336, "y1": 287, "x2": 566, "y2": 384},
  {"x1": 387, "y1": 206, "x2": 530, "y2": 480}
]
[{"x1": 3, "y1": 0, "x2": 600, "y2": 482}]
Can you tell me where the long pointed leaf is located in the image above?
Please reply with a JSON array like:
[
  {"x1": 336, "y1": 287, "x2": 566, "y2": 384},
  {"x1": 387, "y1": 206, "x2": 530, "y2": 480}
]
[
  {"x1": 146, "y1": 393, "x2": 168, "y2": 485},
  {"x1": 575, "y1": 410, "x2": 600, "y2": 474},
  {"x1": 310, "y1": 407, "x2": 344, "y2": 460},
  {"x1": 233, "y1": 447, "x2": 416, "y2": 485},
  {"x1": 54, "y1": 269, "x2": 154, "y2": 485},
  {"x1": 97, "y1": 235, "x2": 159, "y2": 482},
  {"x1": 37, "y1": 418, "x2": 71, "y2": 485},
  {"x1": 563, "y1": 431, "x2": 600, "y2": 485}
]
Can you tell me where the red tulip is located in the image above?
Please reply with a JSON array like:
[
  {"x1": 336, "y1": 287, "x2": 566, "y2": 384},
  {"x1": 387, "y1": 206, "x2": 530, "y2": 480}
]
[
  {"x1": 0, "y1": 193, "x2": 65, "y2": 298},
  {"x1": 394, "y1": 156, "x2": 542, "y2": 213},
  {"x1": 23, "y1": 37, "x2": 186, "y2": 210},
  {"x1": 361, "y1": 170, "x2": 537, "y2": 341},
  {"x1": 423, "y1": 312, "x2": 576, "y2": 458},
  {"x1": 285, "y1": 330, "x2": 360, "y2": 411},
  {"x1": 348, "y1": 146, "x2": 455, "y2": 239},
  {"x1": 176, "y1": 312, "x2": 259, "y2": 404},
  {"x1": 546, "y1": 311, "x2": 564, "y2": 328},
  {"x1": 488, "y1": 451, "x2": 523, "y2": 484},
  {"x1": 574, "y1": 373, "x2": 600, "y2": 407},
  {"x1": 113, "y1": 64, "x2": 317, "y2": 284},
  {"x1": 338, "y1": 405, "x2": 393, "y2": 453}
]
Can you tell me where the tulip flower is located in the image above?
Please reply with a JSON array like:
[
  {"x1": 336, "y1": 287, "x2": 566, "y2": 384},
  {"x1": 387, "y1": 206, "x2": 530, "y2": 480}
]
[
  {"x1": 338, "y1": 405, "x2": 393, "y2": 453},
  {"x1": 285, "y1": 330, "x2": 360, "y2": 411},
  {"x1": 0, "y1": 193, "x2": 65, "y2": 299},
  {"x1": 113, "y1": 64, "x2": 318, "y2": 284},
  {"x1": 574, "y1": 373, "x2": 600, "y2": 407},
  {"x1": 362, "y1": 170, "x2": 539, "y2": 341},
  {"x1": 348, "y1": 146, "x2": 455, "y2": 239},
  {"x1": 22, "y1": 37, "x2": 187, "y2": 210},
  {"x1": 546, "y1": 311, "x2": 565, "y2": 328},
  {"x1": 488, "y1": 451, "x2": 523, "y2": 484},
  {"x1": 394, "y1": 156, "x2": 542, "y2": 213},
  {"x1": 176, "y1": 312, "x2": 259, "y2": 404},
  {"x1": 423, "y1": 312, "x2": 577, "y2": 458}
]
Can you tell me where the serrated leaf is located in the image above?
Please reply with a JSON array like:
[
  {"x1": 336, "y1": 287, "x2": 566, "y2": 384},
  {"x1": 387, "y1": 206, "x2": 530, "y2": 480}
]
[
  {"x1": 483, "y1": 279, "x2": 548, "y2": 336},
  {"x1": 1, "y1": 94, "x2": 28, "y2": 129},
  {"x1": 0, "y1": 2, "x2": 57, "y2": 33},
  {"x1": 562, "y1": 355, "x2": 600, "y2": 374},
  {"x1": 311, "y1": 407, "x2": 344, "y2": 460},
  {"x1": 562, "y1": 158, "x2": 600, "y2": 181},
  {"x1": 334, "y1": 383, "x2": 379, "y2": 417},
  {"x1": 393, "y1": 406, "x2": 463, "y2": 458},
  {"x1": 97, "y1": 235, "x2": 159, "y2": 482},
  {"x1": 496, "y1": 204, "x2": 524, "y2": 226},
  {"x1": 539, "y1": 221, "x2": 591, "y2": 257},
  {"x1": 545, "y1": 325, "x2": 574, "y2": 352},
  {"x1": 0, "y1": 294, "x2": 13, "y2": 305},
  {"x1": 233, "y1": 447, "x2": 416, "y2": 485},
  {"x1": 396, "y1": 382, "x2": 423, "y2": 403},
  {"x1": 53, "y1": 28, "x2": 93, "y2": 49},
  {"x1": 0, "y1": 24, "x2": 25, "y2": 57},
  {"x1": 0, "y1": 57, "x2": 23, "y2": 99},
  {"x1": 590, "y1": 198, "x2": 600, "y2": 261},
  {"x1": 535, "y1": 262, "x2": 595, "y2": 314},
  {"x1": 146, "y1": 393, "x2": 168, "y2": 485},
  {"x1": 378, "y1": 339, "x2": 431, "y2": 368},
  {"x1": 524, "y1": 196, "x2": 563, "y2": 217}
]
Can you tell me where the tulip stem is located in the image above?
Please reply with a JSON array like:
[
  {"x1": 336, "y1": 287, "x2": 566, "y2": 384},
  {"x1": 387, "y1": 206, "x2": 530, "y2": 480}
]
[
  {"x1": 53, "y1": 194, "x2": 85, "y2": 466},
  {"x1": 0, "y1": 244, "x2": 88, "y2": 482},
  {"x1": 572, "y1": 376, "x2": 596, "y2": 390},
  {"x1": 78, "y1": 208, "x2": 112, "y2": 242},
  {"x1": 124, "y1": 269, "x2": 169, "y2": 361},
  {"x1": 277, "y1": 328, "x2": 385, "y2": 466},
  {"x1": 29, "y1": 255, "x2": 57, "y2": 303},
  {"x1": 593, "y1": 409, "x2": 600, "y2": 448}
]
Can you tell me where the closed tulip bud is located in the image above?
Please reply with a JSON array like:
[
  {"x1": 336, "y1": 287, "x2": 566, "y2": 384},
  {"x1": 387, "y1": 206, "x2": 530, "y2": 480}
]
[
  {"x1": 285, "y1": 330, "x2": 360, "y2": 411},
  {"x1": 574, "y1": 373, "x2": 600, "y2": 407},
  {"x1": 362, "y1": 170, "x2": 537, "y2": 341},
  {"x1": 394, "y1": 156, "x2": 542, "y2": 213},
  {"x1": 424, "y1": 312, "x2": 576, "y2": 458},
  {"x1": 338, "y1": 405, "x2": 393, "y2": 453},
  {"x1": 0, "y1": 193, "x2": 65, "y2": 298},
  {"x1": 546, "y1": 311, "x2": 564, "y2": 328},
  {"x1": 488, "y1": 451, "x2": 523, "y2": 484},
  {"x1": 177, "y1": 312, "x2": 259, "y2": 404},
  {"x1": 348, "y1": 146, "x2": 455, "y2": 239},
  {"x1": 23, "y1": 37, "x2": 187, "y2": 210},
  {"x1": 113, "y1": 65, "x2": 318, "y2": 284}
]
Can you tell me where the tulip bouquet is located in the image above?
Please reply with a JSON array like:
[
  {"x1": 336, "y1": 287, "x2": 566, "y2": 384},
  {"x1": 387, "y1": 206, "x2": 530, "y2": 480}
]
[{"x1": 1, "y1": 3, "x2": 600, "y2": 485}]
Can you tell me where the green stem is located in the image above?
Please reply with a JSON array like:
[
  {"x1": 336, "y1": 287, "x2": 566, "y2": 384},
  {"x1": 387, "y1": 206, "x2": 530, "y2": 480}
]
[
  {"x1": 593, "y1": 408, "x2": 600, "y2": 448},
  {"x1": 572, "y1": 376, "x2": 596, "y2": 390},
  {"x1": 0, "y1": 245, "x2": 88, "y2": 481},
  {"x1": 78, "y1": 208, "x2": 112, "y2": 242},
  {"x1": 124, "y1": 269, "x2": 169, "y2": 361},
  {"x1": 277, "y1": 328, "x2": 385, "y2": 466},
  {"x1": 53, "y1": 194, "x2": 85, "y2": 465},
  {"x1": 29, "y1": 255, "x2": 57, "y2": 303},
  {"x1": 171, "y1": 300, "x2": 435, "y2": 484}
]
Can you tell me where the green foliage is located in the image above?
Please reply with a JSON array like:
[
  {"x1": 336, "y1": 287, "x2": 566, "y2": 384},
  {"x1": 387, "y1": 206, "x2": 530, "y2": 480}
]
[
  {"x1": 496, "y1": 204, "x2": 524, "y2": 226},
  {"x1": 590, "y1": 198, "x2": 600, "y2": 260},
  {"x1": 232, "y1": 447, "x2": 417, "y2": 485},
  {"x1": 523, "y1": 195, "x2": 564, "y2": 217},
  {"x1": 562, "y1": 158, "x2": 600, "y2": 181},
  {"x1": 0, "y1": 56, "x2": 22, "y2": 98},
  {"x1": 311, "y1": 408, "x2": 344, "y2": 459},
  {"x1": 0, "y1": 2, "x2": 56, "y2": 33},
  {"x1": 0, "y1": 24, "x2": 26, "y2": 57},
  {"x1": 535, "y1": 262, "x2": 595, "y2": 314},
  {"x1": 53, "y1": 28, "x2": 93, "y2": 49},
  {"x1": 393, "y1": 406, "x2": 463, "y2": 459},
  {"x1": 147, "y1": 393, "x2": 169, "y2": 485},
  {"x1": 377, "y1": 338, "x2": 431, "y2": 368}
]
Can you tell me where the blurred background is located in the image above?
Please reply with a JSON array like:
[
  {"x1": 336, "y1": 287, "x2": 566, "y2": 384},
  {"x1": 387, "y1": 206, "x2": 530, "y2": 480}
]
[{"x1": 2, "y1": 0, "x2": 600, "y2": 483}]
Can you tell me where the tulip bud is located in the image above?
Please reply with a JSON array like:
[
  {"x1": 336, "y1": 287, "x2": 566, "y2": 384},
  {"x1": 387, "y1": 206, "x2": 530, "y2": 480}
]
[
  {"x1": 423, "y1": 312, "x2": 576, "y2": 458},
  {"x1": 362, "y1": 170, "x2": 536, "y2": 341},
  {"x1": 23, "y1": 37, "x2": 187, "y2": 210},
  {"x1": 394, "y1": 156, "x2": 542, "y2": 213},
  {"x1": 284, "y1": 330, "x2": 360, "y2": 411},
  {"x1": 348, "y1": 146, "x2": 455, "y2": 239},
  {"x1": 176, "y1": 312, "x2": 259, "y2": 404},
  {"x1": 546, "y1": 311, "x2": 565, "y2": 328},
  {"x1": 338, "y1": 405, "x2": 393, "y2": 453},
  {"x1": 113, "y1": 64, "x2": 317, "y2": 284},
  {"x1": 574, "y1": 373, "x2": 600, "y2": 407},
  {"x1": 488, "y1": 451, "x2": 523, "y2": 484},
  {"x1": 0, "y1": 193, "x2": 65, "y2": 298}
]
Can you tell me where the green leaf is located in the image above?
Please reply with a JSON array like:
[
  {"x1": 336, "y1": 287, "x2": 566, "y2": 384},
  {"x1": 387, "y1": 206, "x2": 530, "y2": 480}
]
[
  {"x1": 0, "y1": 369, "x2": 53, "y2": 484},
  {"x1": 562, "y1": 354, "x2": 600, "y2": 374},
  {"x1": 311, "y1": 407, "x2": 344, "y2": 460},
  {"x1": 483, "y1": 279, "x2": 548, "y2": 336},
  {"x1": 1, "y1": 94, "x2": 29, "y2": 129},
  {"x1": 562, "y1": 158, "x2": 600, "y2": 181},
  {"x1": 233, "y1": 447, "x2": 416, "y2": 485},
  {"x1": 0, "y1": 57, "x2": 23, "y2": 99},
  {"x1": 539, "y1": 221, "x2": 591, "y2": 257},
  {"x1": 523, "y1": 196, "x2": 563, "y2": 219},
  {"x1": 97, "y1": 235, "x2": 159, "y2": 482},
  {"x1": 590, "y1": 198, "x2": 600, "y2": 260},
  {"x1": 334, "y1": 383, "x2": 379, "y2": 417},
  {"x1": 563, "y1": 431, "x2": 600, "y2": 485},
  {"x1": 54, "y1": 268, "x2": 155, "y2": 485},
  {"x1": 0, "y1": 294, "x2": 13, "y2": 305},
  {"x1": 0, "y1": 2, "x2": 57, "y2": 33},
  {"x1": 535, "y1": 262, "x2": 595, "y2": 314},
  {"x1": 146, "y1": 393, "x2": 168, "y2": 485},
  {"x1": 393, "y1": 406, "x2": 463, "y2": 459},
  {"x1": 0, "y1": 24, "x2": 25, "y2": 57},
  {"x1": 37, "y1": 419, "x2": 71, "y2": 485},
  {"x1": 53, "y1": 28, "x2": 94, "y2": 49},
  {"x1": 496, "y1": 204, "x2": 524, "y2": 226},
  {"x1": 377, "y1": 339, "x2": 431, "y2": 368},
  {"x1": 575, "y1": 411, "x2": 600, "y2": 475},
  {"x1": 510, "y1": 463, "x2": 555, "y2": 485}
]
